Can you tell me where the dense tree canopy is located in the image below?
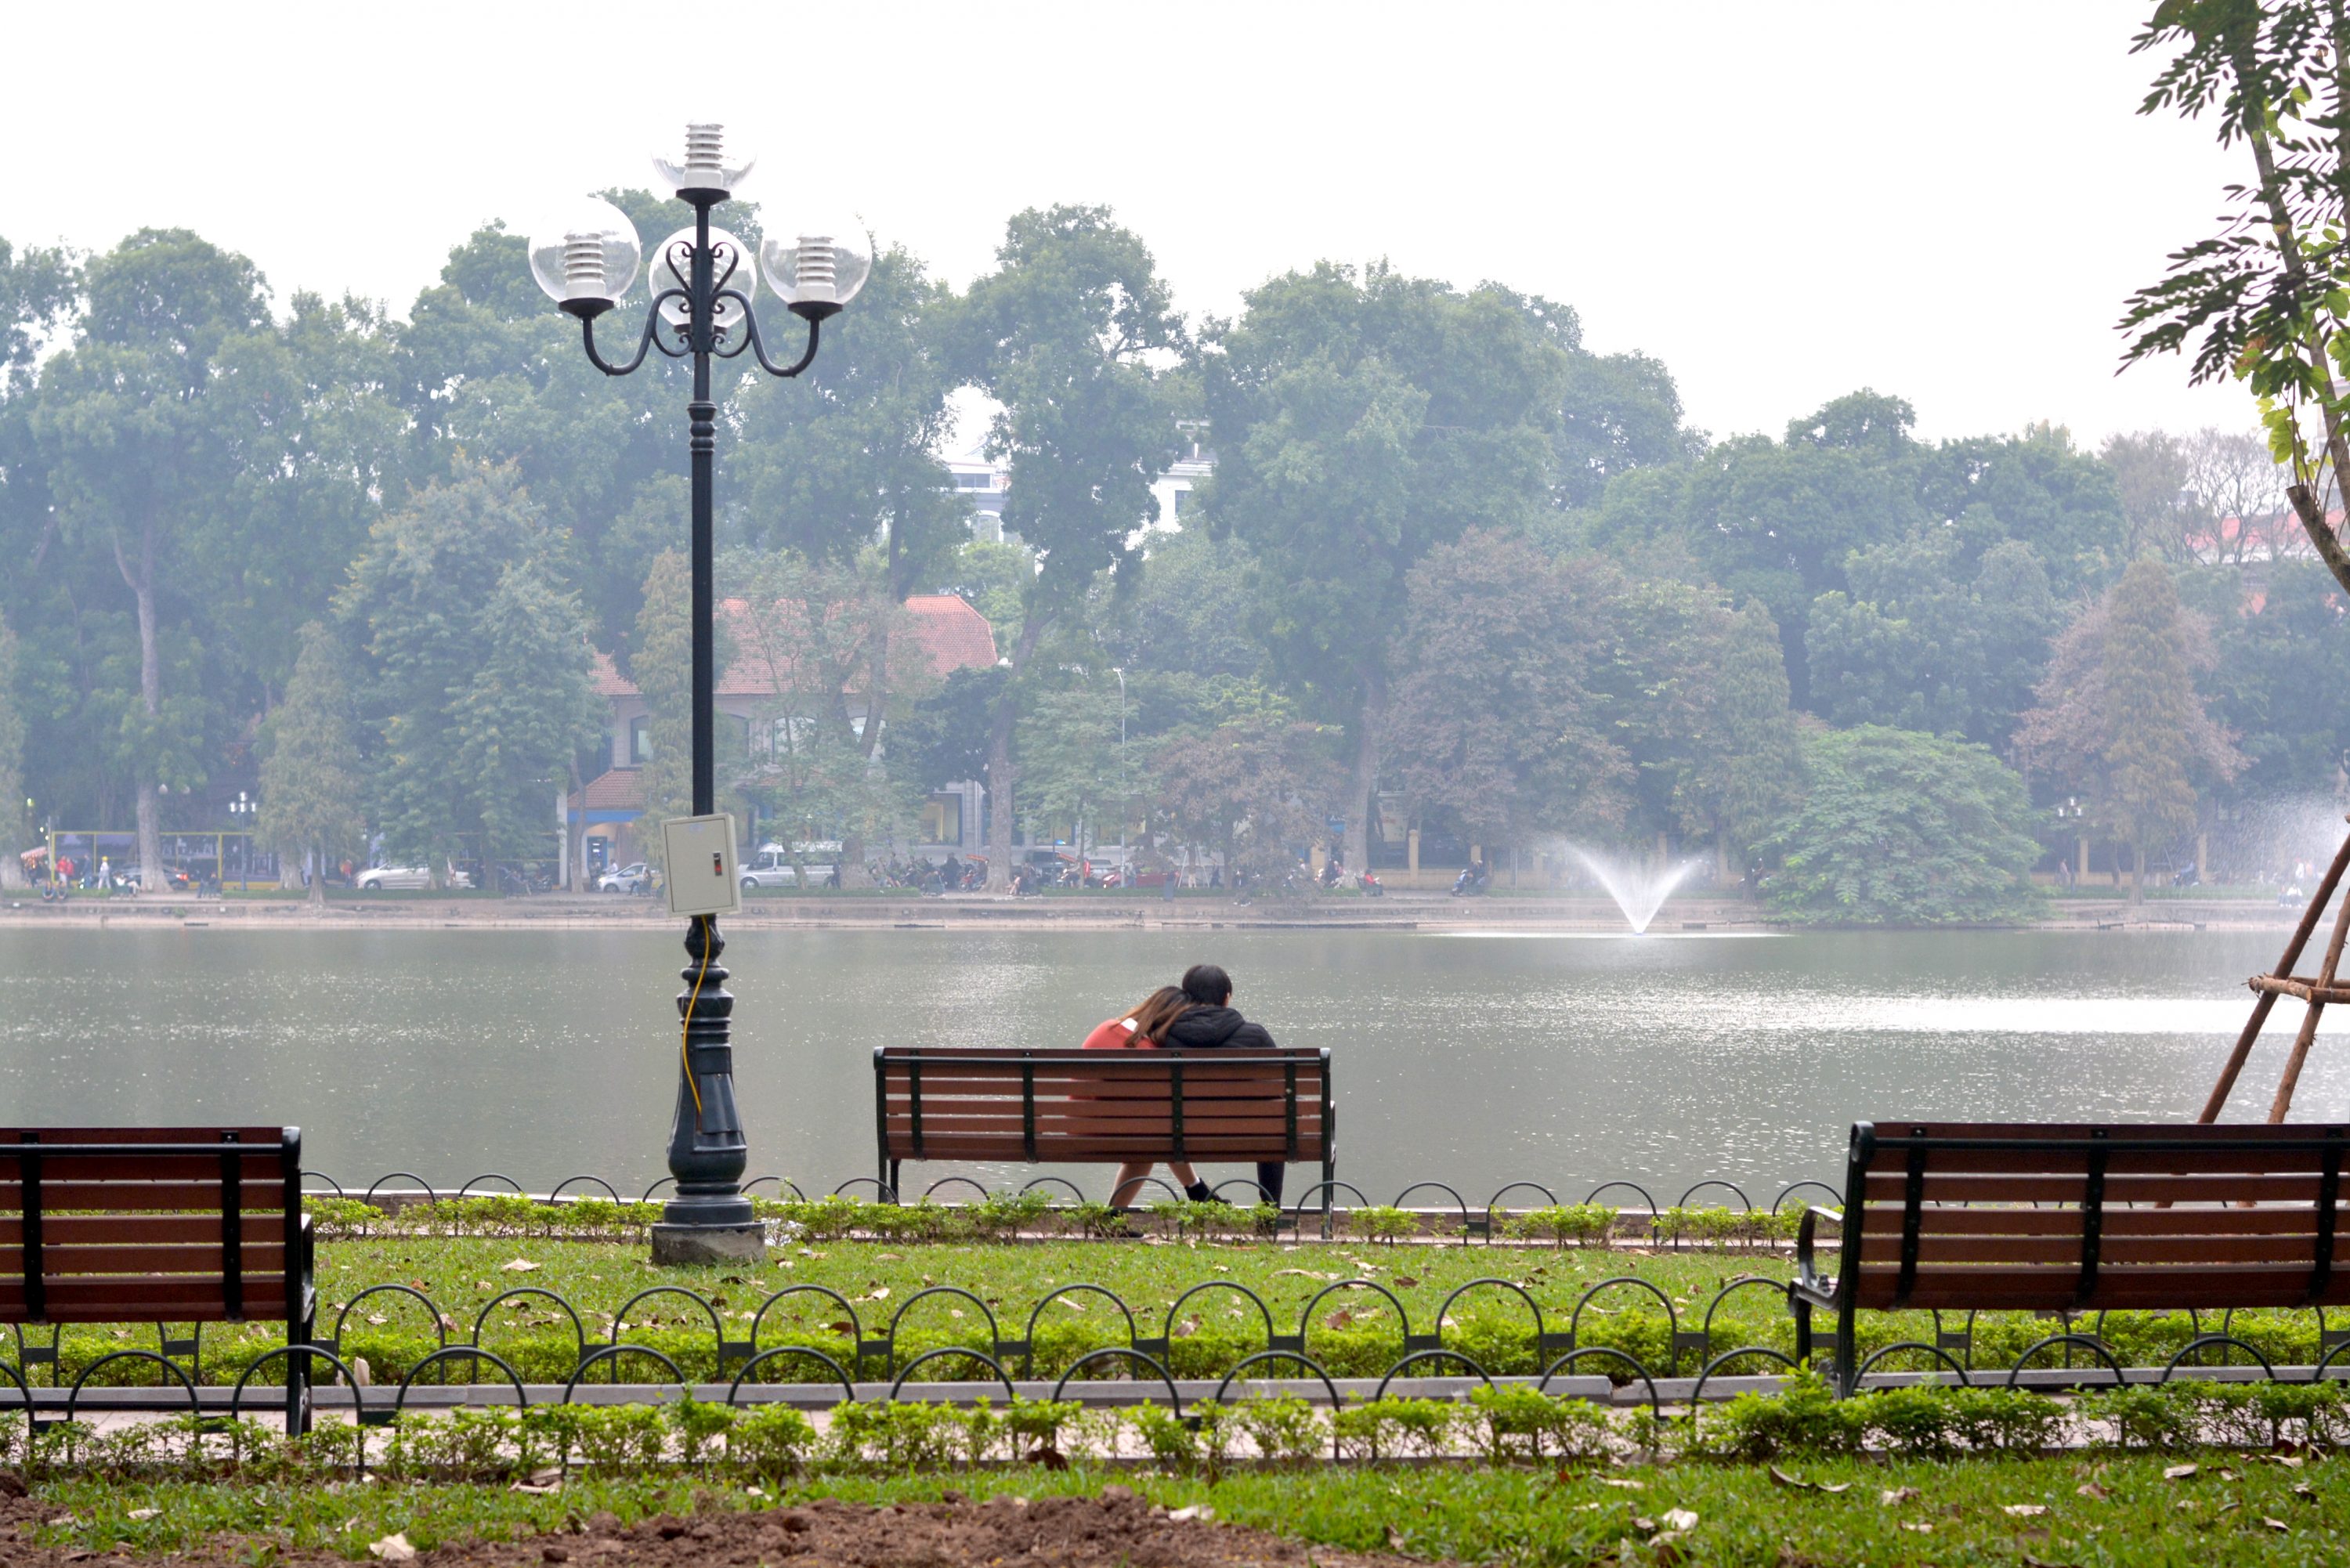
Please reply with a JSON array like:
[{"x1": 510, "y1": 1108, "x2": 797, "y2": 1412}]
[
  {"x1": 1763, "y1": 726, "x2": 2045, "y2": 926},
  {"x1": 0, "y1": 181, "x2": 2331, "y2": 923}
]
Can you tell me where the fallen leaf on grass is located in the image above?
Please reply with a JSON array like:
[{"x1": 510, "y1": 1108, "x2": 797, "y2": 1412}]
[
  {"x1": 2001, "y1": 1504, "x2": 2048, "y2": 1518},
  {"x1": 1168, "y1": 1505, "x2": 1213, "y2": 1523},
  {"x1": 126, "y1": 1510, "x2": 157, "y2": 1522},
  {"x1": 2076, "y1": 1483, "x2": 2110, "y2": 1501},
  {"x1": 1599, "y1": 1478, "x2": 1645, "y2": 1490},
  {"x1": 500, "y1": 1259, "x2": 539, "y2": 1273},
  {"x1": 1392, "y1": 1275, "x2": 1419, "y2": 1288},
  {"x1": 368, "y1": 1534, "x2": 417, "y2": 1562},
  {"x1": 2264, "y1": 1516, "x2": 2290, "y2": 1532},
  {"x1": 1900, "y1": 1523, "x2": 1934, "y2": 1535},
  {"x1": 1660, "y1": 1509, "x2": 1697, "y2": 1531},
  {"x1": 2294, "y1": 1483, "x2": 2317, "y2": 1501},
  {"x1": 2163, "y1": 1463, "x2": 2199, "y2": 1481},
  {"x1": 1766, "y1": 1467, "x2": 1847, "y2": 1494},
  {"x1": 868, "y1": 1286, "x2": 890, "y2": 1300},
  {"x1": 1878, "y1": 1487, "x2": 1918, "y2": 1506}
]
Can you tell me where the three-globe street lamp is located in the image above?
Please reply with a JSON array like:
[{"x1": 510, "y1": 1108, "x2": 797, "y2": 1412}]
[{"x1": 528, "y1": 124, "x2": 871, "y2": 1263}]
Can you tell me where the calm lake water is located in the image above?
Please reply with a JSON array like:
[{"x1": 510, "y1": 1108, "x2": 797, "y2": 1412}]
[{"x1": 0, "y1": 926, "x2": 2339, "y2": 1205}]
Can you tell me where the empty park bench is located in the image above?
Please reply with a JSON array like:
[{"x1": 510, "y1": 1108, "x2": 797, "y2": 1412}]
[
  {"x1": 1791, "y1": 1119, "x2": 2350, "y2": 1395},
  {"x1": 1, "y1": 1127, "x2": 316, "y2": 1429},
  {"x1": 873, "y1": 1047, "x2": 1333, "y2": 1206}
]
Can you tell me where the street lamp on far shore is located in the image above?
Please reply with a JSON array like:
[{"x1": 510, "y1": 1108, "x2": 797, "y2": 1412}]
[{"x1": 528, "y1": 123, "x2": 871, "y2": 1264}]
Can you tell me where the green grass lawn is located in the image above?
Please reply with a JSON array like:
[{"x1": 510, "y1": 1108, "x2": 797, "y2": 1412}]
[{"x1": 27, "y1": 1451, "x2": 2350, "y2": 1566}]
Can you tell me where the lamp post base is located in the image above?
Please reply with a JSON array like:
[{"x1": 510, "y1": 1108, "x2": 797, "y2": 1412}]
[{"x1": 649, "y1": 1221, "x2": 765, "y2": 1266}]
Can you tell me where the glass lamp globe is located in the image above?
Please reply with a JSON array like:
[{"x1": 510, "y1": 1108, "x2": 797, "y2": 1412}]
[
  {"x1": 645, "y1": 225, "x2": 757, "y2": 334},
  {"x1": 527, "y1": 197, "x2": 642, "y2": 310},
  {"x1": 759, "y1": 219, "x2": 873, "y2": 315},
  {"x1": 652, "y1": 121, "x2": 757, "y2": 197}
]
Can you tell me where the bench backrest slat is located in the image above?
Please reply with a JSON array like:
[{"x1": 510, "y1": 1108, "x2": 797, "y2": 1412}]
[
  {"x1": 1835, "y1": 1120, "x2": 2350, "y2": 1313},
  {"x1": 877, "y1": 1049, "x2": 1331, "y2": 1165},
  {"x1": 0, "y1": 1127, "x2": 304, "y2": 1326}
]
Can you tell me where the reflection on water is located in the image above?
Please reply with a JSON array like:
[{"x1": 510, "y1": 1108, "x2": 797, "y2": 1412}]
[{"x1": 0, "y1": 927, "x2": 2335, "y2": 1203}]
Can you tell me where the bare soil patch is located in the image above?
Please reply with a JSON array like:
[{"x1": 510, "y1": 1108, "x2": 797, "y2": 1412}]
[{"x1": 0, "y1": 1487, "x2": 1433, "y2": 1568}]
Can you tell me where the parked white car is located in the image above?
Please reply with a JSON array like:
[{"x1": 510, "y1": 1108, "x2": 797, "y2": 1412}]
[
  {"x1": 740, "y1": 841, "x2": 840, "y2": 890},
  {"x1": 356, "y1": 863, "x2": 474, "y2": 891},
  {"x1": 598, "y1": 862, "x2": 655, "y2": 894}
]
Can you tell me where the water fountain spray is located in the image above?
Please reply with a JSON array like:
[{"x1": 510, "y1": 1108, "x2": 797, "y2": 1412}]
[{"x1": 1568, "y1": 846, "x2": 1701, "y2": 934}]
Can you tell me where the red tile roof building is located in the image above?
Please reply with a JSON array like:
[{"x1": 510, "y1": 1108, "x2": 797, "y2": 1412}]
[{"x1": 569, "y1": 594, "x2": 998, "y2": 853}]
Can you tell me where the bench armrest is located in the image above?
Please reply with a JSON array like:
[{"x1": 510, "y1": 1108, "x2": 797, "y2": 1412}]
[{"x1": 1789, "y1": 1205, "x2": 1843, "y2": 1307}]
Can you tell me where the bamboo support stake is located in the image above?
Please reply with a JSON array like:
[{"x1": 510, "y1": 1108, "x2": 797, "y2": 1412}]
[
  {"x1": 2197, "y1": 822, "x2": 2350, "y2": 1122},
  {"x1": 2268, "y1": 855, "x2": 2350, "y2": 1122}
]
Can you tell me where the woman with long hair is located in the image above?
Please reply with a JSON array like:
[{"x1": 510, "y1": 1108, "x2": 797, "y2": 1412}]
[{"x1": 1080, "y1": 986, "x2": 1214, "y2": 1205}]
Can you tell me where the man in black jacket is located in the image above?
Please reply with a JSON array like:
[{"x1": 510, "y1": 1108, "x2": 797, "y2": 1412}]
[{"x1": 1165, "y1": 963, "x2": 1286, "y2": 1204}]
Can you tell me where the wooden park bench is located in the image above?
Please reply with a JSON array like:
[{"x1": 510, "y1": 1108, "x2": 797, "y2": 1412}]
[
  {"x1": 873, "y1": 1047, "x2": 1334, "y2": 1205},
  {"x1": 0, "y1": 1127, "x2": 316, "y2": 1428},
  {"x1": 1791, "y1": 1119, "x2": 2350, "y2": 1394}
]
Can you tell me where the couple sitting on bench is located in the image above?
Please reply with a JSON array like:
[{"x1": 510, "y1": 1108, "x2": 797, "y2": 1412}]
[{"x1": 1080, "y1": 963, "x2": 1287, "y2": 1208}]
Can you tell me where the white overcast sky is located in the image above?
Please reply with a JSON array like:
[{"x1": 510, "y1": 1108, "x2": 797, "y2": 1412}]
[{"x1": 0, "y1": 1, "x2": 2251, "y2": 447}]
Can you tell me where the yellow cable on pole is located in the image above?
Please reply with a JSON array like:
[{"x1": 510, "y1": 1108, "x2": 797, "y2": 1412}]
[{"x1": 682, "y1": 914, "x2": 710, "y2": 1120}]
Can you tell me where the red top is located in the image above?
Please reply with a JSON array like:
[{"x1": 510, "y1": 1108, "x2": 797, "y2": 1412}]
[{"x1": 1080, "y1": 1016, "x2": 1144, "y2": 1050}]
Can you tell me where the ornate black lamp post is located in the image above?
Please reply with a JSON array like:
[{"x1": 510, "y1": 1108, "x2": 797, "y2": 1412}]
[{"x1": 527, "y1": 125, "x2": 871, "y2": 1263}]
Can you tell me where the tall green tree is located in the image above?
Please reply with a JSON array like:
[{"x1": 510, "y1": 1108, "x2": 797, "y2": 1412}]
[
  {"x1": 732, "y1": 247, "x2": 967, "y2": 600},
  {"x1": 341, "y1": 461, "x2": 564, "y2": 881},
  {"x1": 216, "y1": 293, "x2": 410, "y2": 701},
  {"x1": 2186, "y1": 558, "x2": 2350, "y2": 796},
  {"x1": 256, "y1": 620, "x2": 365, "y2": 905},
  {"x1": 1018, "y1": 679, "x2": 1142, "y2": 858},
  {"x1": 1762, "y1": 724, "x2": 2046, "y2": 926},
  {"x1": 1641, "y1": 391, "x2": 1928, "y2": 701},
  {"x1": 2018, "y1": 559, "x2": 2243, "y2": 899},
  {"x1": 2120, "y1": 0, "x2": 2350, "y2": 593},
  {"x1": 1805, "y1": 531, "x2": 2059, "y2": 748},
  {"x1": 1383, "y1": 528, "x2": 1629, "y2": 858},
  {"x1": 453, "y1": 562, "x2": 602, "y2": 885},
  {"x1": 1679, "y1": 599, "x2": 1806, "y2": 885},
  {"x1": 1203, "y1": 265, "x2": 1585, "y2": 870},
  {"x1": 29, "y1": 229, "x2": 274, "y2": 885},
  {"x1": 949, "y1": 206, "x2": 1183, "y2": 890},
  {"x1": 1593, "y1": 576, "x2": 1801, "y2": 869}
]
